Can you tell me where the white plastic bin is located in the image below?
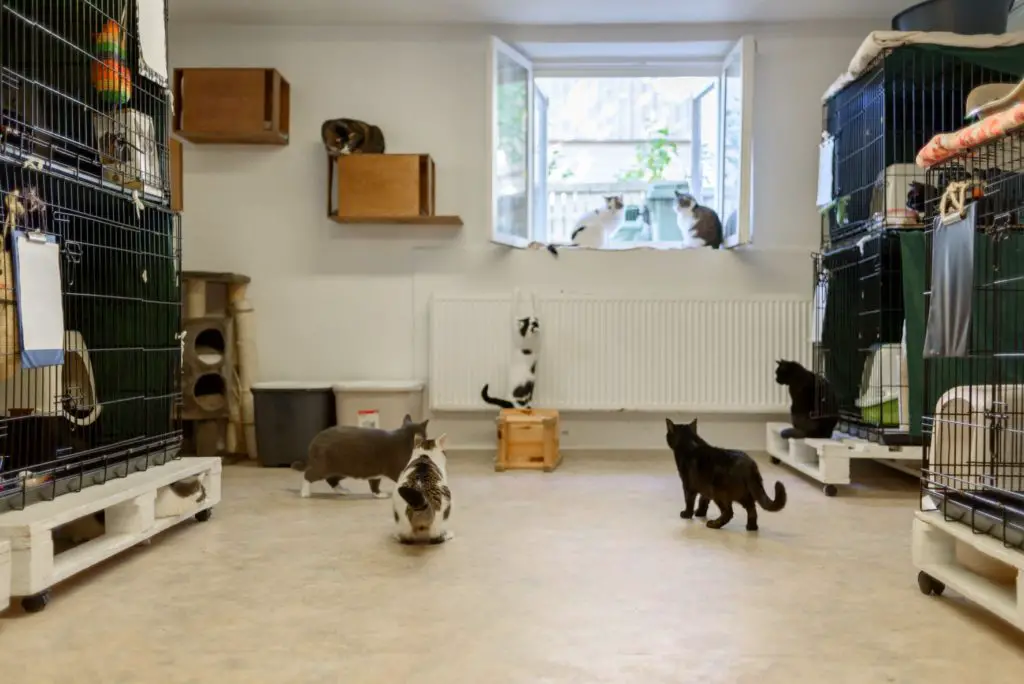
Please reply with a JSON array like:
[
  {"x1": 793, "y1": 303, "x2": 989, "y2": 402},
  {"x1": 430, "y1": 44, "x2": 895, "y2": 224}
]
[{"x1": 333, "y1": 381, "x2": 425, "y2": 430}]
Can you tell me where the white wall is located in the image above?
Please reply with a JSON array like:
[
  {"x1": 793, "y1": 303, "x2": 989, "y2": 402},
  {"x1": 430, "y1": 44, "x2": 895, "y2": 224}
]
[{"x1": 170, "y1": 21, "x2": 878, "y2": 449}]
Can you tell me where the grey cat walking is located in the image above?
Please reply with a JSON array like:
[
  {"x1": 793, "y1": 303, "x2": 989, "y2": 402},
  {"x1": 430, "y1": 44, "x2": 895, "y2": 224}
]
[{"x1": 292, "y1": 415, "x2": 428, "y2": 498}]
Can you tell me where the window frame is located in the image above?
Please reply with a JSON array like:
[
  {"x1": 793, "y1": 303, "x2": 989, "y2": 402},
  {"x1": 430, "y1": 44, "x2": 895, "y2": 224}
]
[
  {"x1": 487, "y1": 36, "x2": 534, "y2": 249},
  {"x1": 488, "y1": 37, "x2": 755, "y2": 251}
]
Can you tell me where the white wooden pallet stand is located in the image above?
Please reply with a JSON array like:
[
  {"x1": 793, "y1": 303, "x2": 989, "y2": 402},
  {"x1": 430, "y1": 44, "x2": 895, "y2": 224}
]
[
  {"x1": 765, "y1": 422, "x2": 922, "y2": 496},
  {"x1": 914, "y1": 509, "x2": 1024, "y2": 631},
  {"x1": 0, "y1": 456, "x2": 221, "y2": 614}
]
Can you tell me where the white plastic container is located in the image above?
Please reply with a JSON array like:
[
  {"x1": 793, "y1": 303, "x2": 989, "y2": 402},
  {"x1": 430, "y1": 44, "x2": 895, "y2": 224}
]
[
  {"x1": 855, "y1": 343, "x2": 903, "y2": 428},
  {"x1": 931, "y1": 384, "x2": 1024, "y2": 492},
  {"x1": 0, "y1": 539, "x2": 10, "y2": 613},
  {"x1": 333, "y1": 381, "x2": 425, "y2": 430}
]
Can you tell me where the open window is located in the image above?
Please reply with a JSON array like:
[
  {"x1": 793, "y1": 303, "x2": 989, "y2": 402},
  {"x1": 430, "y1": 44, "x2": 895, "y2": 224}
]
[
  {"x1": 488, "y1": 37, "x2": 534, "y2": 248},
  {"x1": 719, "y1": 36, "x2": 754, "y2": 248},
  {"x1": 488, "y1": 36, "x2": 755, "y2": 250}
]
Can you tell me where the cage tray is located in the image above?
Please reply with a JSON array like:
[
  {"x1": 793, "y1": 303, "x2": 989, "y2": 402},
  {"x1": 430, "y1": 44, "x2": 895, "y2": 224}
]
[
  {"x1": 0, "y1": 457, "x2": 220, "y2": 614},
  {"x1": 766, "y1": 422, "x2": 922, "y2": 496},
  {"x1": 924, "y1": 489, "x2": 1024, "y2": 551}
]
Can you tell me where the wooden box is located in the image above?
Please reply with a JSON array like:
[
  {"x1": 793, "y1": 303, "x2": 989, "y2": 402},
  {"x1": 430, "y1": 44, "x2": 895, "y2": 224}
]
[
  {"x1": 495, "y1": 409, "x2": 561, "y2": 472},
  {"x1": 172, "y1": 68, "x2": 290, "y2": 145},
  {"x1": 334, "y1": 153, "x2": 435, "y2": 219}
]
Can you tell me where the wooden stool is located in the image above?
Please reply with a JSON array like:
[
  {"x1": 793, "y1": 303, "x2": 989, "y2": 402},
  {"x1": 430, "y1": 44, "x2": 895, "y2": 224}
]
[{"x1": 495, "y1": 408, "x2": 561, "y2": 472}]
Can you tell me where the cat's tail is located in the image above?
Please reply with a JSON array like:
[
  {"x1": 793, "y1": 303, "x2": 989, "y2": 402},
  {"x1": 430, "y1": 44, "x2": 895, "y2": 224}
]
[
  {"x1": 750, "y1": 470, "x2": 787, "y2": 512},
  {"x1": 398, "y1": 484, "x2": 430, "y2": 511},
  {"x1": 481, "y1": 384, "x2": 515, "y2": 409},
  {"x1": 547, "y1": 244, "x2": 559, "y2": 257}
]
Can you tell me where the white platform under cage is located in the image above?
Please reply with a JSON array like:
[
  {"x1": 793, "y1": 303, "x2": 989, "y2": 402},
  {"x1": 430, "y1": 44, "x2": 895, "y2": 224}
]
[
  {"x1": 765, "y1": 422, "x2": 922, "y2": 496},
  {"x1": 914, "y1": 509, "x2": 1024, "y2": 632},
  {"x1": 0, "y1": 456, "x2": 221, "y2": 614}
]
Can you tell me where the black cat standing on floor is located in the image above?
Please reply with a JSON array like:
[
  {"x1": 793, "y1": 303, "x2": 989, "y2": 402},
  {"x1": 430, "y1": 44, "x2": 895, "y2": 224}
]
[
  {"x1": 665, "y1": 418, "x2": 786, "y2": 531},
  {"x1": 774, "y1": 359, "x2": 839, "y2": 440}
]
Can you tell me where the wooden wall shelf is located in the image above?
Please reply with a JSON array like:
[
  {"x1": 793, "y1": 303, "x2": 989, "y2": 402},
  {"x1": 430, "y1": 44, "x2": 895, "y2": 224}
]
[
  {"x1": 173, "y1": 68, "x2": 290, "y2": 145},
  {"x1": 329, "y1": 215, "x2": 463, "y2": 226},
  {"x1": 328, "y1": 153, "x2": 460, "y2": 227}
]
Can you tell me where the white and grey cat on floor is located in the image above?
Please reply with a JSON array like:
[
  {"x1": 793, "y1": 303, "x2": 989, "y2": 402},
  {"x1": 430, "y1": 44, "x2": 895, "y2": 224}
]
[
  {"x1": 547, "y1": 196, "x2": 625, "y2": 256},
  {"x1": 481, "y1": 290, "x2": 540, "y2": 409},
  {"x1": 392, "y1": 433, "x2": 454, "y2": 544}
]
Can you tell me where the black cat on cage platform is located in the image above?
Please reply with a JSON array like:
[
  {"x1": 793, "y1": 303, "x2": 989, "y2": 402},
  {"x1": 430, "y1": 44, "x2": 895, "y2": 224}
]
[{"x1": 774, "y1": 359, "x2": 839, "y2": 440}]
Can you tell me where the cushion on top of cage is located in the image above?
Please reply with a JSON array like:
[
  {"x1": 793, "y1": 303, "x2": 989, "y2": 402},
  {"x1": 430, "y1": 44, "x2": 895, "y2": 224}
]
[
  {"x1": 92, "y1": 109, "x2": 162, "y2": 196},
  {"x1": 823, "y1": 31, "x2": 1024, "y2": 103}
]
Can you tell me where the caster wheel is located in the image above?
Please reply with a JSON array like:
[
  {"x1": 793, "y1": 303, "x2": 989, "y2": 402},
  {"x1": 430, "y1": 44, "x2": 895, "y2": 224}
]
[
  {"x1": 917, "y1": 571, "x2": 945, "y2": 596},
  {"x1": 194, "y1": 507, "x2": 213, "y2": 522},
  {"x1": 21, "y1": 589, "x2": 51, "y2": 613},
  {"x1": 770, "y1": 456, "x2": 781, "y2": 465},
  {"x1": 822, "y1": 484, "x2": 838, "y2": 497}
]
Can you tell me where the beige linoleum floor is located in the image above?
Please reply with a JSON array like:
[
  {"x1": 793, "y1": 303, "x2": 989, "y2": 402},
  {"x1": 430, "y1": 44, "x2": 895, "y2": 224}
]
[{"x1": 3, "y1": 452, "x2": 1024, "y2": 683}]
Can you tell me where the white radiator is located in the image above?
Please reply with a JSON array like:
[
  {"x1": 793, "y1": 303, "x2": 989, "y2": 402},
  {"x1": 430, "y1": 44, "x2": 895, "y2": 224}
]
[{"x1": 429, "y1": 294, "x2": 812, "y2": 413}]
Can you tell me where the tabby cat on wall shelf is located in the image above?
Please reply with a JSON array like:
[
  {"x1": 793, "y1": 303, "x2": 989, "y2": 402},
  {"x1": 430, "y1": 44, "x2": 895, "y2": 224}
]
[{"x1": 321, "y1": 118, "x2": 386, "y2": 156}]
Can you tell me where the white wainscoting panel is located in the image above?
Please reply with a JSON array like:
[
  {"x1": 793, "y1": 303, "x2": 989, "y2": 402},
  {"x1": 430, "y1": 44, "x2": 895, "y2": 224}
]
[{"x1": 429, "y1": 294, "x2": 811, "y2": 413}]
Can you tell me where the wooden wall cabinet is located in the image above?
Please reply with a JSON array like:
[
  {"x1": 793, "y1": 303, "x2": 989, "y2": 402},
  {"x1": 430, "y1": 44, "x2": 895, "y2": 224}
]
[
  {"x1": 170, "y1": 138, "x2": 183, "y2": 212},
  {"x1": 173, "y1": 68, "x2": 289, "y2": 145},
  {"x1": 329, "y1": 153, "x2": 462, "y2": 226}
]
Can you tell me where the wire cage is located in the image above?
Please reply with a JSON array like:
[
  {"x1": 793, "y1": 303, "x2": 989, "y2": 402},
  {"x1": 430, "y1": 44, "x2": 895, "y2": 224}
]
[
  {"x1": 920, "y1": 127, "x2": 1024, "y2": 549},
  {"x1": 812, "y1": 229, "x2": 914, "y2": 444},
  {"x1": 0, "y1": 0, "x2": 180, "y2": 513},
  {"x1": 1, "y1": 0, "x2": 170, "y2": 203},
  {"x1": 821, "y1": 44, "x2": 1024, "y2": 248}
]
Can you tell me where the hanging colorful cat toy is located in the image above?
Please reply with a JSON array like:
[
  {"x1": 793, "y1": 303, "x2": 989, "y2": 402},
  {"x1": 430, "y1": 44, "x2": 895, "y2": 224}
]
[{"x1": 91, "y1": 15, "x2": 132, "y2": 105}]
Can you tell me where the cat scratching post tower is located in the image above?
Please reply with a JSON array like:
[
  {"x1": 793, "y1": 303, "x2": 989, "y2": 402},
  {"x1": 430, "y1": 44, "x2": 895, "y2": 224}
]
[{"x1": 181, "y1": 272, "x2": 258, "y2": 460}]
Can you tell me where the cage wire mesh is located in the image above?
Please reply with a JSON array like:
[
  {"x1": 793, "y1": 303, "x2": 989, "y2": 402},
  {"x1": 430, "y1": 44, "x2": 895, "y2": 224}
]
[
  {"x1": 0, "y1": 0, "x2": 180, "y2": 512},
  {"x1": 920, "y1": 128, "x2": 1024, "y2": 550},
  {"x1": 812, "y1": 44, "x2": 1024, "y2": 445},
  {"x1": 821, "y1": 45, "x2": 1024, "y2": 248}
]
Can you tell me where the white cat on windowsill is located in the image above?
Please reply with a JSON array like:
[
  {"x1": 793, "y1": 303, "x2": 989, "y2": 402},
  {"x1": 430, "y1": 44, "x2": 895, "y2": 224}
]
[{"x1": 546, "y1": 195, "x2": 625, "y2": 256}]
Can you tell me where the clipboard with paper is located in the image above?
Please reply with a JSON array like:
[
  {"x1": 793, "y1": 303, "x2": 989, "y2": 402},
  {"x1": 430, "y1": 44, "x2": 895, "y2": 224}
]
[{"x1": 11, "y1": 229, "x2": 65, "y2": 369}]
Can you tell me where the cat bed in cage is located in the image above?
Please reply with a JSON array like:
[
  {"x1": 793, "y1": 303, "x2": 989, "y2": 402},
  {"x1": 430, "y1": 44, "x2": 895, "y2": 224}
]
[
  {"x1": 869, "y1": 164, "x2": 930, "y2": 227},
  {"x1": 917, "y1": 91, "x2": 1024, "y2": 168},
  {"x1": 854, "y1": 342, "x2": 906, "y2": 428},
  {"x1": 0, "y1": 330, "x2": 101, "y2": 426}
]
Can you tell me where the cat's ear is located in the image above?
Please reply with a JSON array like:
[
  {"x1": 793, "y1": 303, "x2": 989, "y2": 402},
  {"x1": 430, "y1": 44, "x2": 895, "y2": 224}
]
[
  {"x1": 436, "y1": 433, "x2": 447, "y2": 449},
  {"x1": 402, "y1": 414, "x2": 413, "y2": 424},
  {"x1": 665, "y1": 418, "x2": 675, "y2": 433},
  {"x1": 421, "y1": 419, "x2": 430, "y2": 431},
  {"x1": 688, "y1": 418, "x2": 698, "y2": 430}
]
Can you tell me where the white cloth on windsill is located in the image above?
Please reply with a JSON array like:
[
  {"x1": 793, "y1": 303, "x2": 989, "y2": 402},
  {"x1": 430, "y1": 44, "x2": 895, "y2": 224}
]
[{"x1": 12, "y1": 231, "x2": 65, "y2": 368}]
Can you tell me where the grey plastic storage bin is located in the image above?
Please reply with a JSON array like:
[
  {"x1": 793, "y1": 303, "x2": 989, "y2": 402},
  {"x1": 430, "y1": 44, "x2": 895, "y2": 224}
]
[
  {"x1": 252, "y1": 382, "x2": 336, "y2": 468},
  {"x1": 891, "y1": 0, "x2": 1013, "y2": 33}
]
